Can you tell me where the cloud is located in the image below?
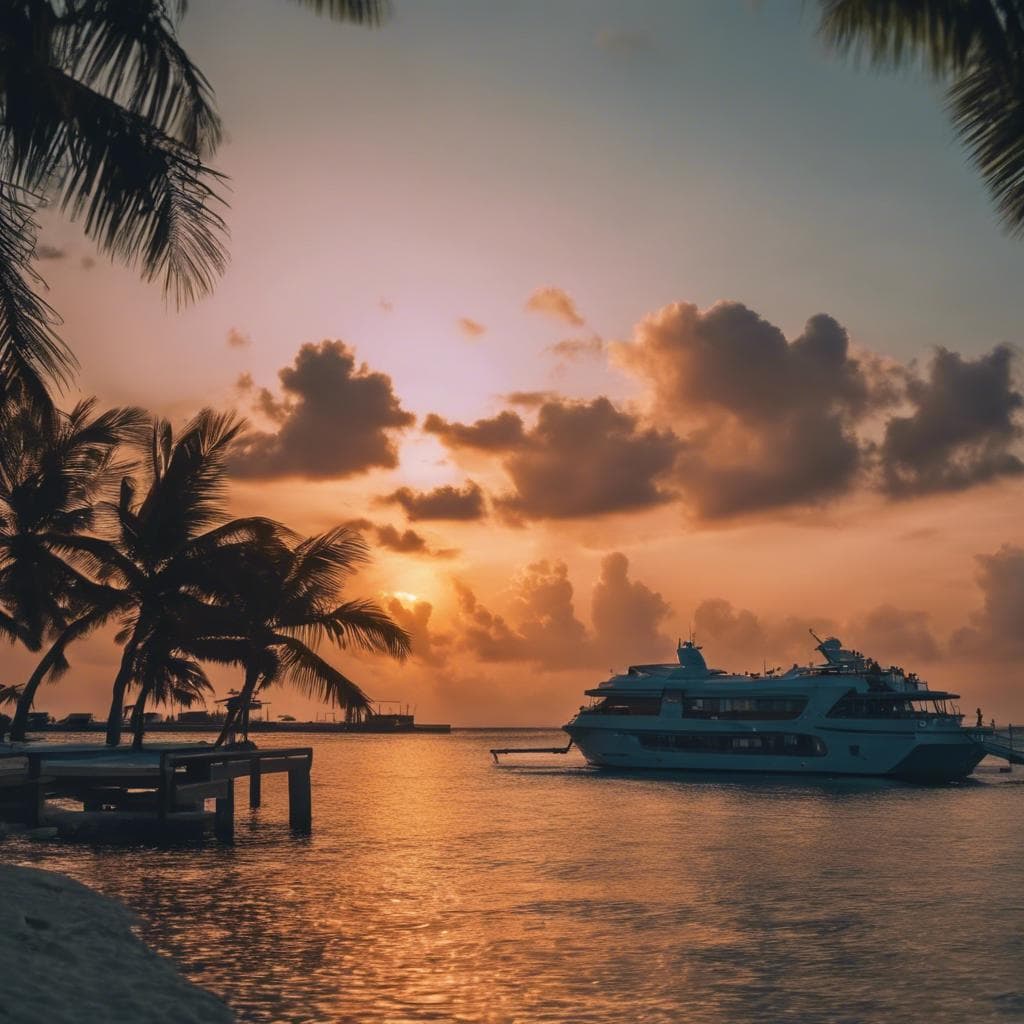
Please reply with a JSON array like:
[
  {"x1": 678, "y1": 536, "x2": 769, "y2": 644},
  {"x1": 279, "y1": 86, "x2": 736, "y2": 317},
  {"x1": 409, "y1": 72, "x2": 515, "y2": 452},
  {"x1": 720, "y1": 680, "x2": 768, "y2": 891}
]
[
  {"x1": 235, "y1": 372, "x2": 254, "y2": 392},
  {"x1": 880, "y1": 345, "x2": 1023, "y2": 496},
  {"x1": 952, "y1": 545, "x2": 1024, "y2": 658},
  {"x1": 591, "y1": 553, "x2": 674, "y2": 666},
  {"x1": 452, "y1": 562, "x2": 590, "y2": 669},
  {"x1": 595, "y1": 27, "x2": 655, "y2": 57},
  {"x1": 379, "y1": 298, "x2": 394, "y2": 312},
  {"x1": 35, "y1": 243, "x2": 67, "y2": 260},
  {"x1": 619, "y1": 301, "x2": 888, "y2": 519},
  {"x1": 386, "y1": 598, "x2": 452, "y2": 667},
  {"x1": 380, "y1": 481, "x2": 486, "y2": 521},
  {"x1": 345, "y1": 518, "x2": 458, "y2": 559},
  {"x1": 427, "y1": 398, "x2": 678, "y2": 521},
  {"x1": 457, "y1": 317, "x2": 486, "y2": 338},
  {"x1": 231, "y1": 340, "x2": 415, "y2": 479},
  {"x1": 80, "y1": 256, "x2": 96, "y2": 270},
  {"x1": 525, "y1": 286, "x2": 585, "y2": 327},
  {"x1": 503, "y1": 390, "x2": 557, "y2": 408},
  {"x1": 450, "y1": 554, "x2": 674, "y2": 671},
  {"x1": 423, "y1": 410, "x2": 526, "y2": 451},
  {"x1": 847, "y1": 605, "x2": 940, "y2": 663},
  {"x1": 495, "y1": 398, "x2": 680, "y2": 520},
  {"x1": 226, "y1": 327, "x2": 251, "y2": 349},
  {"x1": 547, "y1": 336, "x2": 605, "y2": 362}
]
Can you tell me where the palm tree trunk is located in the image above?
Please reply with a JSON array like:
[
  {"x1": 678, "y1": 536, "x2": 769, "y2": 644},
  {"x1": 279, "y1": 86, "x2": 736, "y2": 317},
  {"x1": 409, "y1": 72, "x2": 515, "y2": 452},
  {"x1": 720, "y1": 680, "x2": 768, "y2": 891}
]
[
  {"x1": 130, "y1": 684, "x2": 150, "y2": 751},
  {"x1": 106, "y1": 636, "x2": 139, "y2": 747},
  {"x1": 10, "y1": 640, "x2": 64, "y2": 742},
  {"x1": 215, "y1": 664, "x2": 259, "y2": 747},
  {"x1": 10, "y1": 613, "x2": 97, "y2": 742}
]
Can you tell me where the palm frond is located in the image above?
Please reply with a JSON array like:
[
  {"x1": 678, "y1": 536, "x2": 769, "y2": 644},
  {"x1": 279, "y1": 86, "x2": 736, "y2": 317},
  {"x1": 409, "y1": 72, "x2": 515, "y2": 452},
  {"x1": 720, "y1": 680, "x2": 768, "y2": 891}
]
[
  {"x1": 948, "y1": 55, "x2": 1024, "y2": 235},
  {"x1": 274, "y1": 634, "x2": 372, "y2": 710},
  {"x1": 288, "y1": 0, "x2": 390, "y2": 25},
  {"x1": 0, "y1": 184, "x2": 76, "y2": 393},
  {"x1": 295, "y1": 598, "x2": 411, "y2": 659}
]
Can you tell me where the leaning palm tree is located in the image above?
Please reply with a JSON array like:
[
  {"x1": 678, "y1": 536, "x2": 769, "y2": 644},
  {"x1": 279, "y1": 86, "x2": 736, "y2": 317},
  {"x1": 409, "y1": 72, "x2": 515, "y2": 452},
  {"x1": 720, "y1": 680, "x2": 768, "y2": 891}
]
[
  {"x1": 59, "y1": 408, "x2": 285, "y2": 746},
  {"x1": 818, "y1": 0, "x2": 1024, "y2": 235},
  {"x1": 0, "y1": 0, "x2": 388, "y2": 402},
  {"x1": 213, "y1": 526, "x2": 411, "y2": 747},
  {"x1": 0, "y1": 398, "x2": 146, "y2": 741}
]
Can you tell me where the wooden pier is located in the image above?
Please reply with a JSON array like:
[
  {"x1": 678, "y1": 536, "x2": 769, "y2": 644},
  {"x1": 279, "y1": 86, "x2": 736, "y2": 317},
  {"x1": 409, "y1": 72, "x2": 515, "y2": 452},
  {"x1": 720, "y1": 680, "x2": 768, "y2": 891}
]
[{"x1": 0, "y1": 743, "x2": 313, "y2": 842}]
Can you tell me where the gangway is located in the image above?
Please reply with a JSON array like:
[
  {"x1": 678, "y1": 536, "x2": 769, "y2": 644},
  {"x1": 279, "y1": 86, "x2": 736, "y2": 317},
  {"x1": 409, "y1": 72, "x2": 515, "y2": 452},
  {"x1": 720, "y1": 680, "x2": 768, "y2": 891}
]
[
  {"x1": 973, "y1": 726, "x2": 1024, "y2": 766},
  {"x1": 490, "y1": 739, "x2": 573, "y2": 764}
]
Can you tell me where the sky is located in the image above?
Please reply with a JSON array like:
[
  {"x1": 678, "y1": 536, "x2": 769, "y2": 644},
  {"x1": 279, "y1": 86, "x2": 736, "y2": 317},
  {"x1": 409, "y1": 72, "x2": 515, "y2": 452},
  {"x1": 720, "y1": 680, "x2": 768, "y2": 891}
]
[{"x1": 18, "y1": 0, "x2": 1024, "y2": 725}]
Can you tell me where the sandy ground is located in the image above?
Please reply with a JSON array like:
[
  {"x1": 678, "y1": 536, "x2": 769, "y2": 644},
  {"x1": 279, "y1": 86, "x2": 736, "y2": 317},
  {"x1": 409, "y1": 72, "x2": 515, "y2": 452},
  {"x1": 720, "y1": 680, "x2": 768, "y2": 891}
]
[{"x1": 0, "y1": 864, "x2": 234, "y2": 1024}]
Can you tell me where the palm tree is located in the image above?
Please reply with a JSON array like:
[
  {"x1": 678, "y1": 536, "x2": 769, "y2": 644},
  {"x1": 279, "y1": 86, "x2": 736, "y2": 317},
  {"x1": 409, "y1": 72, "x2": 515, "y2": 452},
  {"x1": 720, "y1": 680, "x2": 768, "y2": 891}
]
[
  {"x1": 0, "y1": 0, "x2": 388, "y2": 401},
  {"x1": 818, "y1": 1, "x2": 1024, "y2": 235},
  {"x1": 127, "y1": 629, "x2": 213, "y2": 750},
  {"x1": 214, "y1": 526, "x2": 411, "y2": 747},
  {"x1": 58, "y1": 408, "x2": 285, "y2": 746},
  {"x1": 0, "y1": 398, "x2": 145, "y2": 741}
]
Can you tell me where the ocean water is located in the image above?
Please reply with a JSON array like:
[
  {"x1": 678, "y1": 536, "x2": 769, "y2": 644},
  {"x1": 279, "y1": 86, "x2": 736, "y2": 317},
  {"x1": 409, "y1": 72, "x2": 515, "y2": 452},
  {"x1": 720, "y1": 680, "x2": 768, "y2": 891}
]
[{"x1": 9, "y1": 729, "x2": 1024, "y2": 1024}]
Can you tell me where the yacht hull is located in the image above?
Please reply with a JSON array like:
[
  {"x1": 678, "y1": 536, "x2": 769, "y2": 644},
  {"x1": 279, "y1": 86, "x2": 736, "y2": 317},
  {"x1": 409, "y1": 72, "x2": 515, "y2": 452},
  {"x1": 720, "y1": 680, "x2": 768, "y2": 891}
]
[{"x1": 565, "y1": 723, "x2": 986, "y2": 783}]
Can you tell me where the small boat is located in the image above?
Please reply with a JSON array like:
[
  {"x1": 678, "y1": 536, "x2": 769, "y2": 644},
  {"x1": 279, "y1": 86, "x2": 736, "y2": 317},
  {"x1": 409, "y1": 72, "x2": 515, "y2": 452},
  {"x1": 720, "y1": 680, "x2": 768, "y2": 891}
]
[{"x1": 562, "y1": 632, "x2": 986, "y2": 782}]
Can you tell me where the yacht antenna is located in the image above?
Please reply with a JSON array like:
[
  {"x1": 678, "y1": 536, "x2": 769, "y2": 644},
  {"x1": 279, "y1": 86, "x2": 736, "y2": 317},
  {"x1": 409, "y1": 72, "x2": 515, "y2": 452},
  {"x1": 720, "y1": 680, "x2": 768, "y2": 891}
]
[{"x1": 809, "y1": 627, "x2": 825, "y2": 647}]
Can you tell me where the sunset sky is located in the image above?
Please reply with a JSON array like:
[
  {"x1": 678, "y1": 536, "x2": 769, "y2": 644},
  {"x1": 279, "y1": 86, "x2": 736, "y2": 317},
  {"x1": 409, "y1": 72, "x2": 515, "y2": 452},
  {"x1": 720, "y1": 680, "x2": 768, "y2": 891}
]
[{"x1": 19, "y1": 0, "x2": 1024, "y2": 724}]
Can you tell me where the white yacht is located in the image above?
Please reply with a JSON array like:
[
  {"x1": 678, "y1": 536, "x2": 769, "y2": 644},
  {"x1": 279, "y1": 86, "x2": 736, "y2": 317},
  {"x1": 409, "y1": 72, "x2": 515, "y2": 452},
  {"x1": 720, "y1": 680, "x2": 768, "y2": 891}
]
[{"x1": 563, "y1": 633, "x2": 986, "y2": 782}]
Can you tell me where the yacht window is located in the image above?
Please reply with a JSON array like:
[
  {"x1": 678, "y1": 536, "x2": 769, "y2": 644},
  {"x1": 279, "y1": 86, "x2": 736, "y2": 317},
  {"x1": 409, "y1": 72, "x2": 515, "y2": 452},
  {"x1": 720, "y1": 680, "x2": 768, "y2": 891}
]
[
  {"x1": 682, "y1": 697, "x2": 807, "y2": 720},
  {"x1": 637, "y1": 732, "x2": 826, "y2": 756},
  {"x1": 591, "y1": 696, "x2": 662, "y2": 716}
]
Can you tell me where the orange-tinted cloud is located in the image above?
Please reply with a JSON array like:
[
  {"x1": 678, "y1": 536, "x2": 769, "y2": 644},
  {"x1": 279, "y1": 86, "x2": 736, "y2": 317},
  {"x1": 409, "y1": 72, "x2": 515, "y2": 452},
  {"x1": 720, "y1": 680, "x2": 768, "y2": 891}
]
[
  {"x1": 503, "y1": 390, "x2": 557, "y2": 407},
  {"x1": 525, "y1": 286, "x2": 585, "y2": 327},
  {"x1": 591, "y1": 552, "x2": 673, "y2": 665},
  {"x1": 226, "y1": 327, "x2": 251, "y2": 349},
  {"x1": 457, "y1": 317, "x2": 486, "y2": 338},
  {"x1": 952, "y1": 545, "x2": 1024, "y2": 658},
  {"x1": 881, "y1": 345, "x2": 1023, "y2": 496},
  {"x1": 386, "y1": 598, "x2": 452, "y2": 667},
  {"x1": 232, "y1": 340, "x2": 415, "y2": 479},
  {"x1": 546, "y1": 336, "x2": 604, "y2": 361},
  {"x1": 380, "y1": 481, "x2": 486, "y2": 521}
]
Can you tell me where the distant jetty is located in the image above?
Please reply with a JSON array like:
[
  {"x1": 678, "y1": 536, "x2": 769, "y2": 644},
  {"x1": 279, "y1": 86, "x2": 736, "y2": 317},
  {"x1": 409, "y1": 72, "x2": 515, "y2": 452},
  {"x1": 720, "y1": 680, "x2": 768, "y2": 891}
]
[{"x1": 28, "y1": 709, "x2": 451, "y2": 735}]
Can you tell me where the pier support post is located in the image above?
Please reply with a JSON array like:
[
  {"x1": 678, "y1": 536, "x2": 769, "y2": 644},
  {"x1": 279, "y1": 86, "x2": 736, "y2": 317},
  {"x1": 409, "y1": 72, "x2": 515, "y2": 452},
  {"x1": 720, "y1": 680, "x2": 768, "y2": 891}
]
[
  {"x1": 249, "y1": 757, "x2": 261, "y2": 809},
  {"x1": 287, "y1": 762, "x2": 311, "y2": 832},
  {"x1": 215, "y1": 779, "x2": 235, "y2": 842}
]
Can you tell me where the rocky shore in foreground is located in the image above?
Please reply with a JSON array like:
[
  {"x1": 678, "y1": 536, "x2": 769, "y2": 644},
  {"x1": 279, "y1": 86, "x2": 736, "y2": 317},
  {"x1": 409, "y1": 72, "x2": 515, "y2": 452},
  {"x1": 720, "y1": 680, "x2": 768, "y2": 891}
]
[{"x1": 0, "y1": 864, "x2": 234, "y2": 1024}]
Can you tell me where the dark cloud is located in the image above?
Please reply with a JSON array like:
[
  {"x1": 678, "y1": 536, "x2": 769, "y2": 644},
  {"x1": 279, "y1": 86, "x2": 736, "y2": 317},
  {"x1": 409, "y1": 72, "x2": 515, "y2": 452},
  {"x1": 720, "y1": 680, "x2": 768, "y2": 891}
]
[
  {"x1": 457, "y1": 317, "x2": 486, "y2": 338},
  {"x1": 427, "y1": 398, "x2": 678, "y2": 520},
  {"x1": 620, "y1": 302, "x2": 888, "y2": 519},
  {"x1": 525, "y1": 286, "x2": 585, "y2": 327},
  {"x1": 231, "y1": 341, "x2": 415, "y2": 479},
  {"x1": 423, "y1": 410, "x2": 526, "y2": 451},
  {"x1": 880, "y1": 345, "x2": 1023, "y2": 496},
  {"x1": 495, "y1": 398, "x2": 680, "y2": 520},
  {"x1": 226, "y1": 327, "x2": 251, "y2": 349},
  {"x1": 591, "y1": 553, "x2": 673, "y2": 666},
  {"x1": 848, "y1": 605, "x2": 940, "y2": 663},
  {"x1": 35, "y1": 243, "x2": 67, "y2": 260},
  {"x1": 344, "y1": 517, "x2": 458, "y2": 558},
  {"x1": 952, "y1": 545, "x2": 1024, "y2": 658},
  {"x1": 380, "y1": 481, "x2": 486, "y2": 521},
  {"x1": 386, "y1": 599, "x2": 452, "y2": 667}
]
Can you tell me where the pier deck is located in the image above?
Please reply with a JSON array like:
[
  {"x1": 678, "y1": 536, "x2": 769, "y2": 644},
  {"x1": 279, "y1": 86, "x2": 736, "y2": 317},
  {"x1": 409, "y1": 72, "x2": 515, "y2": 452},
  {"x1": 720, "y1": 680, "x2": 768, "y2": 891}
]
[{"x1": 0, "y1": 743, "x2": 313, "y2": 840}]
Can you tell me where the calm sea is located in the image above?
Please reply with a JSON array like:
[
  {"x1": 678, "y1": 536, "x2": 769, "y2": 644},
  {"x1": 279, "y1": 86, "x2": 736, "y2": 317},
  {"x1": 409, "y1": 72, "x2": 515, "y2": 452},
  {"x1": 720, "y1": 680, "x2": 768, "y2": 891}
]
[{"x1": 9, "y1": 730, "x2": 1024, "y2": 1024}]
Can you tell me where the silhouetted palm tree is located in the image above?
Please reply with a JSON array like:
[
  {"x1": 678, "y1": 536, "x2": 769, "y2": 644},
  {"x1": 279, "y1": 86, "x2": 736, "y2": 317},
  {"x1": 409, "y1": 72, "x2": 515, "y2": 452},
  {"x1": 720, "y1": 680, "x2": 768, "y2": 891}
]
[
  {"x1": 0, "y1": 398, "x2": 145, "y2": 741},
  {"x1": 819, "y1": 0, "x2": 1024, "y2": 235},
  {"x1": 0, "y1": 0, "x2": 388, "y2": 401},
  {"x1": 58, "y1": 408, "x2": 283, "y2": 745},
  {"x1": 127, "y1": 630, "x2": 212, "y2": 750},
  {"x1": 214, "y1": 526, "x2": 410, "y2": 746}
]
